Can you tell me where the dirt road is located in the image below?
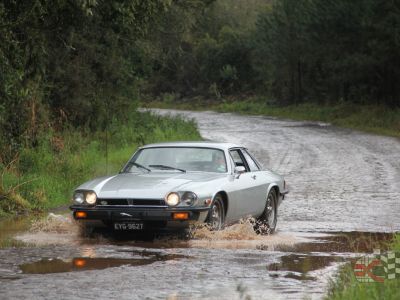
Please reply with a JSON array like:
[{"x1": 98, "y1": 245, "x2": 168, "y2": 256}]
[{"x1": 152, "y1": 109, "x2": 400, "y2": 233}]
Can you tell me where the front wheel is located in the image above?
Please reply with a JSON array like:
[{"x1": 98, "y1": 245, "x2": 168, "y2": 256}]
[
  {"x1": 78, "y1": 222, "x2": 95, "y2": 237},
  {"x1": 254, "y1": 189, "x2": 278, "y2": 235},
  {"x1": 206, "y1": 195, "x2": 225, "y2": 230}
]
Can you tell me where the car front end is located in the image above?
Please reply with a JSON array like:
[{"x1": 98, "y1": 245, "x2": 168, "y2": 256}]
[{"x1": 70, "y1": 188, "x2": 213, "y2": 231}]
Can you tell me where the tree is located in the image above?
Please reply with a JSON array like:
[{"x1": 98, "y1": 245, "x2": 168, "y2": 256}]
[
  {"x1": 254, "y1": 0, "x2": 310, "y2": 104},
  {"x1": 0, "y1": 0, "x2": 170, "y2": 162}
]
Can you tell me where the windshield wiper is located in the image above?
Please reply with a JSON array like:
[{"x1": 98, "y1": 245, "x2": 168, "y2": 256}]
[
  {"x1": 124, "y1": 161, "x2": 151, "y2": 172},
  {"x1": 149, "y1": 164, "x2": 186, "y2": 173}
]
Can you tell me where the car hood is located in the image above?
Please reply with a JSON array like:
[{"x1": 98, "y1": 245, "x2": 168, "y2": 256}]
[{"x1": 77, "y1": 172, "x2": 227, "y2": 199}]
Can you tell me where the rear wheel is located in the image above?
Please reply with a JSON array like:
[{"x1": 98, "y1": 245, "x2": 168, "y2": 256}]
[
  {"x1": 254, "y1": 188, "x2": 277, "y2": 235},
  {"x1": 206, "y1": 194, "x2": 225, "y2": 230}
]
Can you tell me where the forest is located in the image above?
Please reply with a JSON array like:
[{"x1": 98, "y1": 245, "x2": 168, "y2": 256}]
[
  {"x1": 1, "y1": 0, "x2": 400, "y2": 213},
  {"x1": 2, "y1": 0, "x2": 400, "y2": 159}
]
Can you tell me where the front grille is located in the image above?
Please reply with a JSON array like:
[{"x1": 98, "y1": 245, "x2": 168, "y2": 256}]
[{"x1": 97, "y1": 199, "x2": 166, "y2": 206}]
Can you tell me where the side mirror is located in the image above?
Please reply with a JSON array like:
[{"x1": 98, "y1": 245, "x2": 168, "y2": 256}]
[
  {"x1": 234, "y1": 166, "x2": 246, "y2": 173},
  {"x1": 234, "y1": 166, "x2": 246, "y2": 178}
]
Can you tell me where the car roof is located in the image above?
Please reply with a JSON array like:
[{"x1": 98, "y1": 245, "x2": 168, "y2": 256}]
[{"x1": 140, "y1": 141, "x2": 243, "y2": 151}]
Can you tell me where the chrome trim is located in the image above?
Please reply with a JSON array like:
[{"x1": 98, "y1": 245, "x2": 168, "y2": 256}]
[
  {"x1": 96, "y1": 205, "x2": 169, "y2": 208},
  {"x1": 120, "y1": 212, "x2": 133, "y2": 217}
]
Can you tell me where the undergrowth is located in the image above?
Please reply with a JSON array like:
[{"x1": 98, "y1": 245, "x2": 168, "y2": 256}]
[{"x1": 0, "y1": 112, "x2": 201, "y2": 216}]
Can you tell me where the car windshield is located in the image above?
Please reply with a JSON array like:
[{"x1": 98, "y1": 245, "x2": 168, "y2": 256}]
[{"x1": 124, "y1": 147, "x2": 228, "y2": 173}]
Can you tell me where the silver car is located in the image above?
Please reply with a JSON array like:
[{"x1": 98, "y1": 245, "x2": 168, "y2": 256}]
[{"x1": 70, "y1": 142, "x2": 288, "y2": 234}]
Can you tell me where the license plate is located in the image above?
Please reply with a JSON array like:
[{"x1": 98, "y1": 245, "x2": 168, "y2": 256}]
[{"x1": 114, "y1": 222, "x2": 144, "y2": 230}]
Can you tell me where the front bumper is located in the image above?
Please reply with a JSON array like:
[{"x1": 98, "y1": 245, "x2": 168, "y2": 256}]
[{"x1": 70, "y1": 205, "x2": 210, "y2": 224}]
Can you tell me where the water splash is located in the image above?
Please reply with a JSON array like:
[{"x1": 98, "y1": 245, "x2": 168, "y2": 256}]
[
  {"x1": 182, "y1": 218, "x2": 302, "y2": 250},
  {"x1": 15, "y1": 213, "x2": 80, "y2": 246},
  {"x1": 30, "y1": 213, "x2": 76, "y2": 234},
  {"x1": 14, "y1": 213, "x2": 302, "y2": 250},
  {"x1": 189, "y1": 218, "x2": 262, "y2": 240}
]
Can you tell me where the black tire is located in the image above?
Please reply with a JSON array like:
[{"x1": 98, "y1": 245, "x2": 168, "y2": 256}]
[
  {"x1": 254, "y1": 188, "x2": 278, "y2": 235},
  {"x1": 206, "y1": 194, "x2": 225, "y2": 230}
]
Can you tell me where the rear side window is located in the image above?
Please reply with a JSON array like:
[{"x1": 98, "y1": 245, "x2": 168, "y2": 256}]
[{"x1": 242, "y1": 150, "x2": 260, "y2": 171}]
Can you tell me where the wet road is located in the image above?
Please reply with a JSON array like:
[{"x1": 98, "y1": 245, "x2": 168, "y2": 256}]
[
  {"x1": 152, "y1": 109, "x2": 400, "y2": 233},
  {"x1": 1, "y1": 109, "x2": 399, "y2": 300}
]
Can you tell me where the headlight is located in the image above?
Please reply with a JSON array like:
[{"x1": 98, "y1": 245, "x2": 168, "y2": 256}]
[
  {"x1": 165, "y1": 192, "x2": 180, "y2": 206},
  {"x1": 73, "y1": 192, "x2": 84, "y2": 204},
  {"x1": 85, "y1": 191, "x2": 97, "y2": 205},
  {"x1": 181, "y1": 192, "x2": 197, "y2": 206}
]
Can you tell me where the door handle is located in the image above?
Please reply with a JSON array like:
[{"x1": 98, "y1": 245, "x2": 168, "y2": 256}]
[{"x1": 251, "y1": 175, "x2": 257, "y2": 180}]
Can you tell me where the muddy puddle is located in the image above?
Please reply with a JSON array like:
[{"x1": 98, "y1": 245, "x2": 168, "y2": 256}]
[
  {"x1": 0, "y1": 212, "x2": 396, "y2": 299},
  {"x1": 0, "y1": 207, "x2": 397, "y2": 300},
  {"x1": 0, "y1": 216, "x2": 33, "y2": 247},
  {"x1": 20, "y1": 250, "x2": 188, "y2": 274}
]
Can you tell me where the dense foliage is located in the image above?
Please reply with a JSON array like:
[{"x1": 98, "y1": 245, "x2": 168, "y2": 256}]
[
  {"x1": 254, "y1": 0, "x2": 400, "y2": 107},
  {"x1": 137, "y1": 0, "x2": 400, "y2": 109},
  {"x1": 0, "y1": 0, "x2": 169, "y2": 162},
  {"x1": 0, "y1": 0, "x2": 203, "y2": 214},
  {"x1": 1, "y1": 0, "x2": 400, "y2": 163}
]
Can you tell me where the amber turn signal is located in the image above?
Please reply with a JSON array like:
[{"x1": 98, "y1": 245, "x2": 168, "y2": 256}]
[
  {"x1": 73, "y1": 258, "x2": 86, "y2": 267},
  {"x1": 75, "y1": 211, "x2": 87, "y2": 219},
  {"x1": 172, "y1": 212, "x2": 189, "y2": 220}
]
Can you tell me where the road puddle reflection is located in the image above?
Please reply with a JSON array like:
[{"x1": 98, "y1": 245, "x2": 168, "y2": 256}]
[
  {"x1": 275, "y1": 231, "x2": 395, "y2": 253},
  {"x1": 19, "y1": 251, "x2": 188, "y2": 274},
  {"x1": 20, "y1": 257, "x2": 154, "y2": 274},
  {"x1": 263, "y1": 232, "x2": 396, "y2": 284},
  {"x1": 0, "y1": 216, "x2": 33, "y2": 248},
  {"x1": 267, "y1": 254, "x2": 345, "y2": 281}
]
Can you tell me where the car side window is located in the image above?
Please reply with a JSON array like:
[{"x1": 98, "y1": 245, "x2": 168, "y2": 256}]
[
  {"x1": 229, "y1": 149, "x2": 249, "y2": 171},
  {"x1": 242, "y1": 150, "x2": 260, "y2": 171}
]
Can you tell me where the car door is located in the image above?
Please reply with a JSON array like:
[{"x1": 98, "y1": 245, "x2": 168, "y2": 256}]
[
  {"x1": 227, "y1": 148, "x2": 266, "y2": 219},
  {"x1": 241, "y1": 149, "x2": 268, "y2": 215}
]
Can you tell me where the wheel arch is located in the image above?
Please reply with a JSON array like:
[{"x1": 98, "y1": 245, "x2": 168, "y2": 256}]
[
  {"x1": 267, "y1": 184, "x2": 280, "y2": 198},
  {"x1": 213, "y1": 191, "x2": 229, "y2": 218}
]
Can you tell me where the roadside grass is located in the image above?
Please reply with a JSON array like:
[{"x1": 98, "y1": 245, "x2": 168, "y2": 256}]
[
  {"x1": 144, "y1": 99, "x2": 400, "y2": 138},
  {"x1": 325, "y1": 233, "x2": 400, "y2": 300},
  {"x1": 0, "y1": 237, "x2": 30, "y2": 248},
  {"x1": 0, "y1": 112, "x2": 201, "y2": 216}
]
